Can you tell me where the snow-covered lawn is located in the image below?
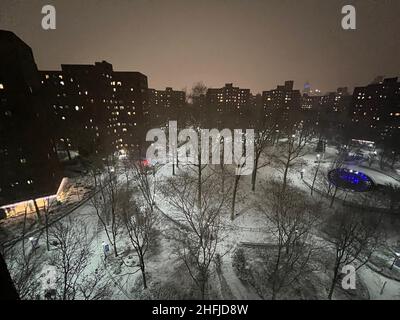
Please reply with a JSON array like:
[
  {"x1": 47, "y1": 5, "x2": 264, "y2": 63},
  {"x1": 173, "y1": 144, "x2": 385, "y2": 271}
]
[{"x1": 4, "y1": 141, "x2": 400, "y2": 300}]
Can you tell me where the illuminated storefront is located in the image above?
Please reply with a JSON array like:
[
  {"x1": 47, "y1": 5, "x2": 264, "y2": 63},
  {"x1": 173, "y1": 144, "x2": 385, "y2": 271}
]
[{"x1": 0, "y1": 178, "x2": 68, "y2": 218}]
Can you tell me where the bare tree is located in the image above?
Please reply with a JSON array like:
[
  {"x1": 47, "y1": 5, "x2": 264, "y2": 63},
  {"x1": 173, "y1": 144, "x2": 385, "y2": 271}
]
[
  {"x1": 270, "y1": 127, "x2": 312, "y2": 192},
  {"x1": 251, "y1": 117, "x2": 275, "y2": 191},
  {"x1": 81, "y1": 152, "x2": 104, "y2": 189},
  {"x1": 3, "y1": 207, "x2": 42, "y2": 299},
  {"x1": 0, "y1": 250, "x2": 20, "y2": 300},
  {"x1": 49, "y1": 220, "x2": 92, "y2": 300},
  {"x1": 161, "y1": 172, "x2": 228, "y2": 299},
  {"x1": 90, "y1": 155, "x2": 122, "y2": 257},
  {"x1": 381, "y1": 183, "x2": 400, "y2": 214},
  {"x1": 120, "y1": 194, "x2": 157, "y2": 290},
  {"x1": 323, "y1": 207, "x2": 383, "y2": 299},
  {"x1": 129, "y1": 158, "x2": 160, "y2": 213},
  {"x1": 230, "y1": 164, "x2": 243, "y2": 221},
  {"x1": 230, "y1": 157, "x2": 252, "y2": 221},
  {"x1": 31, "y1": 198, "x2": 43, "y2": 225},
  {"x1": 258, "y1": 180, "x2": 321, "y2": 299},
  {"x1": 77, "y1": 265, "x2": 112, "y2": 300},
  {"x1": 179, "y1": 129, "x2": 211, "y2": 211},
  {"x1": 42, "y1": 196, "x2": 58, "y2": 251},
  {"x1": 4, "y1": 244, "x2": 43, "y2": 300}
]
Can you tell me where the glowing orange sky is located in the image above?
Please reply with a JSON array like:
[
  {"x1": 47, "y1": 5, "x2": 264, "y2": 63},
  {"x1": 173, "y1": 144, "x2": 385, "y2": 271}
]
[{"x1": 1, "y1": 0, "x2": 399, "y2": 94}]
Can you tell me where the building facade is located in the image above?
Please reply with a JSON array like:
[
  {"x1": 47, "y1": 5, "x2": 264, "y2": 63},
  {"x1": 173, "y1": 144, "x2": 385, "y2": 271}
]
[
  {"x1": 40, "y1": 62, "x2": 149, "y2": 157},
  {"x1": 0, "y1": 31, "x2": 62, "y2": 212},
  {"x1": 262, "y1": 81, "x2": 301, "y2": 130},
  {"x1": 147, "y1": 87, "x2": 186, "y2": 127},
  {"x1": 206, "y1": 83, "x2": 252, "y2": 128},
  {"x1": 351, "y1": 77, "x2": 400, "y2": 142}
]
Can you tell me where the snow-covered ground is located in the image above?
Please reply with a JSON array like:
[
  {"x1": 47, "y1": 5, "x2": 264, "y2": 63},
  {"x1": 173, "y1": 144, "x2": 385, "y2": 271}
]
[{"x1": 4, "y1": 141, "x2": 400, "y2": 300}]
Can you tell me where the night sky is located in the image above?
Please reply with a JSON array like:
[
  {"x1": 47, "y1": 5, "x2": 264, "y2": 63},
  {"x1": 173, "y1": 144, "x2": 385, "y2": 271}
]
[{"x1": 1, "y1": 0, "x2": 399, "y2": 93}]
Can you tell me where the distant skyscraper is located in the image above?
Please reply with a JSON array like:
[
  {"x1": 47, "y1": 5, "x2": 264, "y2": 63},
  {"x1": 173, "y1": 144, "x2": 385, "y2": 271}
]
[{"x1": 303, "y1": 82, "x2": 311, "y2": 95}]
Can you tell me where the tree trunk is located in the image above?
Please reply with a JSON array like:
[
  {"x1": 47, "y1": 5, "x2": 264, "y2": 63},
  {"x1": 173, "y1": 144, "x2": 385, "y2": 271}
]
[
  {"x1": 282, "y1": 165, "x2": 289, "y2": 192},
  {"x1": 64, "y1": 140, "x2": 72, "y2": 161},
  {"x1": 251, "y1": 155, "x2": 260, "y2": 192},
  {"x1": 328, "y1": 266, "x2": 340, "y2": 300},
  {"x1": 379, "y1": 152, "x2": 385, "y2": 170},
  {"x1": 231, "y1": 176, "x2": 240, "y2": 220},
  {"x1": 141, "y1": 260, "x2": 147, "y2": 289},
  {"x1": 200, "y1": 273, "x2": 207, "y2": 300},
  {"x1": 0, "y1": 252, "x2": 19, "y2": 300},
  {"x1": 32, "y1": 199, "x2": 42, "y2": 225},
  {"x1": 391, "y1": 153, "x2": 397, "y2": 169},
  {"x1": 311, "y1": 163, "x2": 320, "y2": 196},
  {"x1": 45, "y1": 212, "x2": 50, "y2": 251},
  {"x1": 112, "y1": 237, "x2": 118, "y2": 257},
  {"x1": 198, "y1": 163, "x2": 202, "y2": 210},
  {"x1": 330, "y1": 187, "x2": 338, "y2": 208}
]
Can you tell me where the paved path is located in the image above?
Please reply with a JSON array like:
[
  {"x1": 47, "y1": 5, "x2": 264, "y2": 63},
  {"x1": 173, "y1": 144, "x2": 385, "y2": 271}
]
[{"x1": 219, "y1": 257, "x2": 262, "y2": 300}]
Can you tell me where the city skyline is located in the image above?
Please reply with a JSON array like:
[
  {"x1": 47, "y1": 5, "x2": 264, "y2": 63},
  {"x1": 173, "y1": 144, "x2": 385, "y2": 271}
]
[
  {"x1": 1, "y1": 0, "x2": 400, "y2": 303},
  {"x1": 1, "y1": 0, "x2": 400, "y2": 93}
]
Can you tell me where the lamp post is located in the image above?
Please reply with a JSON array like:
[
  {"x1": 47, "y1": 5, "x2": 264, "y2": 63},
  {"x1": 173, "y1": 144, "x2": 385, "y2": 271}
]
[{"x1": 311, "y1": 154, "x2": 321, "y2": 196}]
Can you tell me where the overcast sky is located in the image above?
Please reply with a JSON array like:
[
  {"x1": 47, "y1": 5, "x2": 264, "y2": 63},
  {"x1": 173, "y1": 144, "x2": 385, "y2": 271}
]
[{"x1": 1, "y1": 0, "x2": 399, "y2": 93}]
